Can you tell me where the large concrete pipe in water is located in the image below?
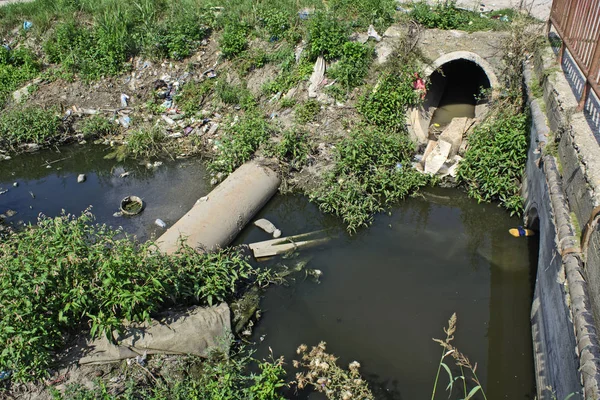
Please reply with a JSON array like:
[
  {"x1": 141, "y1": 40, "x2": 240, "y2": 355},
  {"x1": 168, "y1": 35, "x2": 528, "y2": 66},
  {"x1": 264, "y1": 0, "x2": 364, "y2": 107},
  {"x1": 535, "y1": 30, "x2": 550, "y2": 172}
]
[{"x1": 157, "y1": 160, "x2": 280, "y2": 254}]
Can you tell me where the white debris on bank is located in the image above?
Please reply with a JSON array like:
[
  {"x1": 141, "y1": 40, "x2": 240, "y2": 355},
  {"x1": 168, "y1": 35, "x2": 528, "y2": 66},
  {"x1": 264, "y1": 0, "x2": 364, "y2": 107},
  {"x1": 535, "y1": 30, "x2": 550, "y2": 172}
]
[{"x1": 254, "y1": 218, "x2": 282, "y2": 238}]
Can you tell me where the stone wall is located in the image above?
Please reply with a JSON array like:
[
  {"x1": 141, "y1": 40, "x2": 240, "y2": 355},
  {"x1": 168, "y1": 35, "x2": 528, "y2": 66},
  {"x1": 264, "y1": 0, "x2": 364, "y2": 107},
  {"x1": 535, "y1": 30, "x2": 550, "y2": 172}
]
[{"x1": 524, "y1": 52, "x2": 600, "y2": 399}]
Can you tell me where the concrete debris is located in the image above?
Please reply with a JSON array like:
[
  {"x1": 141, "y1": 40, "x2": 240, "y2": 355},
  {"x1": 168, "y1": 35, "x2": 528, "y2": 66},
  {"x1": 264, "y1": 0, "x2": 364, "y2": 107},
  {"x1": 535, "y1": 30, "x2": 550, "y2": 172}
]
[
  {"x1": 383, "y1": 25, "x2": 405, "y2": 38},
  {"x1": 367, "y1": 25, "x2": 382, "y2": 41},
  {"x1": 424, "y1": 140, "x2": 451, "y2": 175},
  {"x1": 254, "y1": 218, "x2": 281, "y2": 238},
  {"x1": 375, "y1": 42, "x2": 394, "y2": 64},
  {"x1": 249, "y1": 230, "x2": 329, "y2": 258},
  {"x1": 438, "y1": 117, "x2": 473, "y2": 158},
  {"x1": 77, "y1": 174, "x2": 86, "y2": 183},
  {"x1": 308, "y1": 56, "x2": 326, "y2": 98}
]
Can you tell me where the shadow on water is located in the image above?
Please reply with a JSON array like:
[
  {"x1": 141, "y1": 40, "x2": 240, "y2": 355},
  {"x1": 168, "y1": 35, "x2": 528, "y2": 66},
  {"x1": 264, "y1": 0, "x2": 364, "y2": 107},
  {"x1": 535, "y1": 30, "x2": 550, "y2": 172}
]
[
  {"x1": 236, "y1": 187, "x2": 537, "y2": 400},
  {"x1": 0, "y1": 144, "x2": 211, "y2": 241}
]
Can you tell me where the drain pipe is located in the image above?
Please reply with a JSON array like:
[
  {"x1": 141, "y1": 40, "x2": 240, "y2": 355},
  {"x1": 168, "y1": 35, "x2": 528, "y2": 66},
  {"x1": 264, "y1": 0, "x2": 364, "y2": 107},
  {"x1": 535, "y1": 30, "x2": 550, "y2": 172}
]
[{"x1": 157, "y1": 160, "x2": 280, "y2": 254}]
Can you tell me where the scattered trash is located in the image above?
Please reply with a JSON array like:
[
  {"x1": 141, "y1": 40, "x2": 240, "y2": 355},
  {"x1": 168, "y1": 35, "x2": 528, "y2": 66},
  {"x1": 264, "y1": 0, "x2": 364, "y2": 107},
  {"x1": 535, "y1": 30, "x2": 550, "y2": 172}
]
[
  {"x1": 161, "y1": 99, "x2": 173, "y2": 109},
  {"x1": 120, "y1": 93, "x2": 130, "y2": 107},
  {"x1": 120, "y1": 116, "x2": 131, "y2": 128},
  {"x1": 29, "y1": 191, "x2": 35, "y2": 199},
  {"x1": 198, "y1": 196, "x2": 209, "y2": 202},
  {"x1": 207, "y1": 123, "x2": 219, "y2": 136},
  {"x1": 500, "y1": 15, "x2": 510, "y2": 22},
  {"x1": 120, "y1": 196, "x2": 144, "y2": 216},
  {"x1": 119, "y1": 171, "x2": 131, "y2": 178},
  {"x1": 0, "y1": 370, "x2": 11, "y2": 380},
  {"x1": 12, "y1": 182, "x2": 18, "y2": 187},
  {"x1": 162, "y1": 115, "x2": 176, "y2": 125},
  {"x1": 113, "y1": 211, "x2": 123, "y2": 217},
  {"x1": 298, "y1": 9, "x2": 312, "y2": 19},
  {"x1": 23, "y1": 21, "x2": 32, "y2": 31},
  {"x1": 77, "y1": 174, "x2": 86, "y2": 183},
  {"x1": 146, "y1": 161, "x2": 163, "y2": 169},
  {"x1": 0, "y1": 189, "x2": 7, "y2": 195},
  {"x1": 308, "y1": 56, "x2": 326, "y2": 98},
  {"x1": 413, "y1": 73, "x2": 426, "y2": 99},
  {"x1": 367, "y1": 25, "x2": 382, "y2": 41},
  {"x1": 254, "y1": 218, "x2": 282, "y2": 238},
  {"x1": 184, "y1": 126, "x2": 194, "y2": 136},
  {"x1": 155, "y1": 219, "x2": 167, "y2": 228},
  {"x1": 509, "y1": 226, "x2": 535, "y2": 237},
  {"x1": 395, "y1": 163, "x2": 403, "y2": 171},
  {"x1": 249, "y1": 230, "x2": 329, "y2": 258},
  {"x1": 168, "y1": 132, "x2": 182, "y2": 138}
]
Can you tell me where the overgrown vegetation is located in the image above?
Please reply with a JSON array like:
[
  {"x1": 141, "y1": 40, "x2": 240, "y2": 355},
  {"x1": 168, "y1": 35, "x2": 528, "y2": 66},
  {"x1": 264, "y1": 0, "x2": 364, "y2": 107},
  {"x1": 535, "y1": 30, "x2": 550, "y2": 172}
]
[
  {"x1": 0, "y1": 106, "x2": 62, "y2": 149},
  {"x1": 358, "y1": 65, "x2": 421, "y2": 132},
  {"x1": 409, "y1": 1, "x2": 515, "y2": 32},
  {"x1": 276, "y1": 128, "x2": 311, "y2": 169},
  {"x1": 327, "y1": 41, "x2": 373, "y2": 91},
  {"x1": 295, "y1": 99, "x2": 322, "y2": 124},
  {"x1": 0, "y1": 46, "x2": 40, "y2": 107},
  {"x1": 209, "y1": 111, "x2": 271, "y2": 175},
  {"x1": 310, "y1": 127, "x2": 430, "y2": 233},
  {"x1": 0, "y1": 210, "x2": 272, "y2": 381},
  {"x1": 79, "y1": 115, "x2": 118, "y2": 139},
  {"x1": 457, "y1": 112, "x2": 528, "y2": 215},
  {"x1": 106, "y1": 126, "x2": 169, "y2": 161},
  {"x1": 53, "y1": 350, "x2": 286, "y2": 400}
]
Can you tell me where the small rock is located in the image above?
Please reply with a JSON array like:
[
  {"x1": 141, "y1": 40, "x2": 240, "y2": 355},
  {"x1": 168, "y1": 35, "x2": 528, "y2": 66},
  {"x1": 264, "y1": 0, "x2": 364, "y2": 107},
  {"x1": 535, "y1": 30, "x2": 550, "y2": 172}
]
[
  {"x1": 5, "y1": 210, "x2": 16, "y2": 217},
  {"x1": 77, "y1": 174, "x2": 86, "y2": 183},
  {"x1": 155, "y1": 219, "x2": 167, "y2": 228}
]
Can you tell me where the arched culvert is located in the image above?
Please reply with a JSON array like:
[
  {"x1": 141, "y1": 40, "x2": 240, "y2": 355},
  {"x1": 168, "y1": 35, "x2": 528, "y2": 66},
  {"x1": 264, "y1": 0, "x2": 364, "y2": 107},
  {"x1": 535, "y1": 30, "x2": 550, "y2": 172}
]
[{"x1": 408, "y1": 51, "x2": 499, "y2": 144}]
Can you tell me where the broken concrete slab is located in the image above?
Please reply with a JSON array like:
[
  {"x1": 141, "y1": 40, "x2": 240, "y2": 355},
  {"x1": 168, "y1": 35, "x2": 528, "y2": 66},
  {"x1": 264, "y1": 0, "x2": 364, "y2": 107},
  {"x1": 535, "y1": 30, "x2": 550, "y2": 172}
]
[
  {"x1": 424, "y1": 140, "x2": 451, "y2": 175},
  {"x1": 439, "y1": 117, "x2": 470, "y2": 158},
  {"x1": 254, "y1": 218, "x2": 282, "y2": 238},
  {"x1": 79, "y1": 303, "x2": 231, "y2": 365},
  {"x1": 421, "y1": 140, "x2": 438, "y2": 165}
]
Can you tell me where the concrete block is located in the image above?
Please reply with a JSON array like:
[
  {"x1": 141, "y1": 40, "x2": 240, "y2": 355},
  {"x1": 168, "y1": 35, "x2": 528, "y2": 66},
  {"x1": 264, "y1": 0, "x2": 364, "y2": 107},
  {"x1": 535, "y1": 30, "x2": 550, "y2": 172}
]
[{"x1": 424, "y1": 140, "x2": 451, "y2": 175}]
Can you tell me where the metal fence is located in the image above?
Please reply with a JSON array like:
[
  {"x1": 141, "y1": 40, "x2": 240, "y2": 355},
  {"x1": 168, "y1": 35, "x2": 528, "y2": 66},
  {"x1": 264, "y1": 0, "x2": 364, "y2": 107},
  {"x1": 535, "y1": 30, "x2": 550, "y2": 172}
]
[{"x1": 549, "y1": 0, "x2": 600, "y2": 110}]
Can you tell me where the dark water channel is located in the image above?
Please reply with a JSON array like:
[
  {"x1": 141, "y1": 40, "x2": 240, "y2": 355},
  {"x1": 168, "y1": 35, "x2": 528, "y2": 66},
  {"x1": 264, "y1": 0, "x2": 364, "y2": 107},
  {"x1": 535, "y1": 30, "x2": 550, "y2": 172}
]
[
  {"x1": 0, "y1": 145, "x2": 211, "y2": 241},
  {"x1": 1, "y1": 146, "x2": 536, "y2": 399},
  {"x1": 236, "y1": 190, "x2": 537, "y2": 400}
]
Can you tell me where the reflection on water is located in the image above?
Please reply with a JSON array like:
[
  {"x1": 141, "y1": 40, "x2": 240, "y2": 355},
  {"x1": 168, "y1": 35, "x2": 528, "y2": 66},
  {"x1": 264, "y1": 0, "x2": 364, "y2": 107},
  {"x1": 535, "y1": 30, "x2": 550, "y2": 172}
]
[
  {"x1": 430, "y1": 103, "x2": 476, "y2": 128},
  {"x1": 236, "y1": 188, "x2": 536, "y2": 399},
  {"x1": 0, "y1": 145, "x2": 210, "y2": 241}
]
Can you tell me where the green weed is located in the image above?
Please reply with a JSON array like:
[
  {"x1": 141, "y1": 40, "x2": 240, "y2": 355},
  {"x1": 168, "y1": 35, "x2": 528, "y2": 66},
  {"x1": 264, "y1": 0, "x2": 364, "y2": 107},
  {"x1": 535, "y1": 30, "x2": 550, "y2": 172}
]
[
  {"x1": 0, "y1": 210, "x2": 272, "y2": 381},
  {"x1": 209, "y1": 111, "x2": 271, "y2": 175},
  {"x1": 457, "y1": 112, "x2": 528, "y2": 216},
  {"x1": 106, "y1": 126, "x2": 168, "y2": 161},
  {"x1": 176, "y1": 79, "x2": 215, "y2": 115},
  {"x1": 0, "y1": 46, "x2": 41, "y2": 108},
  {"x1": 215, "y1": 80, "x2": 254, "y2": 108},
  {"x1": 306, "y1": 12, "x2": 348, "y2": 61},
  {"x1": 262, "y1": 56, "x2": 313, "y2": 95},
  {"x1": 0, "y1": 106, "x2": 62, "y2": 149},
  {"x1": 358, "y1": 65, "x2": 421, "y2": 132},
  {"x1": 277, "y1": 128, "x2": 310, "y2": 169},
  {"x1": 220, "y1": 22, "x2": 249, "y2": 59},
  {"x1": 327, "y1": 41, "x2": 373, "y2": 91},
  {"x1": 309, "y1": 127, "x2": 430, "y2": 233},
  {"x1": 79, "y1": 115, "x2": 118, "y2": 139},
  {"x1": 409, "y1": 1, "x2": 513, "y2": 32},
  {"x1": 295, "y1": 99, "x2": 321, "y2": 124}
]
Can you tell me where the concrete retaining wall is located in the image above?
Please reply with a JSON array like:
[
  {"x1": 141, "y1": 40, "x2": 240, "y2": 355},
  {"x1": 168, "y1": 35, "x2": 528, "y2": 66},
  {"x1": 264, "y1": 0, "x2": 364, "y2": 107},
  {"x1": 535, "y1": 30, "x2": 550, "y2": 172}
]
[
  {"x1": 524, "y1": 58, "x2": 600, "y2": 399},
  {"x1": 157, "y1": 160, "x2": 280, "y2": 253}
]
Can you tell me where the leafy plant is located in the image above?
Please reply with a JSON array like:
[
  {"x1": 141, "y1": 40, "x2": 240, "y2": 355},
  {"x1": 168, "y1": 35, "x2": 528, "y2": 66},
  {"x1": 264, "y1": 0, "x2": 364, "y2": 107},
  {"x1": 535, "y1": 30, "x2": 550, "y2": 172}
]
[
  {"x1": 309, "y1": 127, "x2": 430, "y2": 233},
  {"x1": 79, "y1": 115, "x2": 117, "y2": 139},
  {"x1": 262, "y1": 56, "x2": 313, "y2": 95},
  {"x1": 215, "y1": 79, "x2": 254, "y2": 108},
  {"x1": 176, "y1": 79, "x2": 215, "y2": 115},
  {"x1": 457, "y1": 112, "x2": 528, "y2": 216},
  {"x1": 0, "y1": 210, "x2": 271, "y2": 381},
  {"x1": 358, "y1": 65, "x2": 421, "y2": 132},
  {"x1": 277, "y1": 128, "x2": 310, "y2": 168},
  {"x1": 209, "y1": 111, "x2": 271, "y2": 175},
  {"x1": 327, "y1": 41, "x2": 373, "y2": 90},
  {"x1": 409, "y1": 1, "x2": 513, "y2": 32},
  {"x1": 306, "y1": 12, "x2": 349, "y2": 61},
  {"x1": 105, "y1": 126, "x2": 169, "y2": 161},
  {"x1": 257, "y1": 8, "x2": 291, "y2": 40},
  {"x1": 295, "y1": 99, "x2": 321, "y2": 124},
  {"x1": 0, "y1": 46, "x2": 41, "y2": 108},
  {"x1": 149, "y1": 12, "x2": 210, "y2": 60},
  {"x1": 220, "y1": 22, "x2": 248, "y2": 59},
  {"x1": 0, "y1": 106, "x2": 62, "y2": 149}
]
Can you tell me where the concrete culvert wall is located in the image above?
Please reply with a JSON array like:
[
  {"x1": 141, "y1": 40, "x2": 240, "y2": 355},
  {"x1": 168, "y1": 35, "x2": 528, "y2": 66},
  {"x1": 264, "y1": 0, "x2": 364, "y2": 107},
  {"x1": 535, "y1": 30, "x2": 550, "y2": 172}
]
[{"x1": 409, "y1": 51, "x2": 499, "y2": 144}]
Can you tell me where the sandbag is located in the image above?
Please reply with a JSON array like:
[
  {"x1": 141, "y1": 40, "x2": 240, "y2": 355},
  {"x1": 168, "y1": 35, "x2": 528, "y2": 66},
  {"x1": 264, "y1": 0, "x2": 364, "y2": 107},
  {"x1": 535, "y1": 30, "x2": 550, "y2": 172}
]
[{"x1": 80, "y1": 303, "x2": 231, "y2": 365}]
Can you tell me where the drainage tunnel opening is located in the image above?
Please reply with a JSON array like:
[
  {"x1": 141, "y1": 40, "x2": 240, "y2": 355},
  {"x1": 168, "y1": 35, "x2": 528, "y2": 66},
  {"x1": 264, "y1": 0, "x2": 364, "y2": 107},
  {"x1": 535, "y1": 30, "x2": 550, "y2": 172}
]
[{"x1": 427, "y1": 58, "x2": 492, "y2": 136}]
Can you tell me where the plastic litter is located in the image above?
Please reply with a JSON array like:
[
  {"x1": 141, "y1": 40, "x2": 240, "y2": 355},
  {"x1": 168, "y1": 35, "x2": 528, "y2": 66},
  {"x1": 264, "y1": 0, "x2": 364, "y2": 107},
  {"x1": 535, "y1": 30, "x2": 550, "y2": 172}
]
[
  {"x1": 155, "y1": 219, "x2": 167, "y2": 228},
  {"x1": 77, "y1": 174, "x2": 86, "y2": 183},
  {"x1": 0, "y1": 189, "x2": 7, "y2": 195},
  {"x1": 120, "y1": 116, "x2": 131, "y2": 128},
  {"x1": 12, "y1": 182, "x2": 18, "y2": 187},
  {"x1": 0, "y1": 370, "x2": 11, "y2": 380},
  {"x1": 298, "y1": 9, "x2": 312, "y2": 19},
  {"x1": 500, "y1": 15, "x2": 510, "y2": 22},
  {"x1": 367, "y1": 25, "x2": 382, "y2": 42},
  {"x1": 120, "y1": 93, "x2": 130, "y2": 107},
  {"x1": 23, "y1": 21, "x2": 32, "y2": 31}
]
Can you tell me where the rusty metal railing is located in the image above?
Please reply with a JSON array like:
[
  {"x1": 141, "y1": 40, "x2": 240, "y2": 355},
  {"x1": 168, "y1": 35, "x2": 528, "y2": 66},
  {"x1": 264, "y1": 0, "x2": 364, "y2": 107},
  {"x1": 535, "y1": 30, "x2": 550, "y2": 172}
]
[{"x1": 549, "y1": 0, "x2": 600, "y2": 110}]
